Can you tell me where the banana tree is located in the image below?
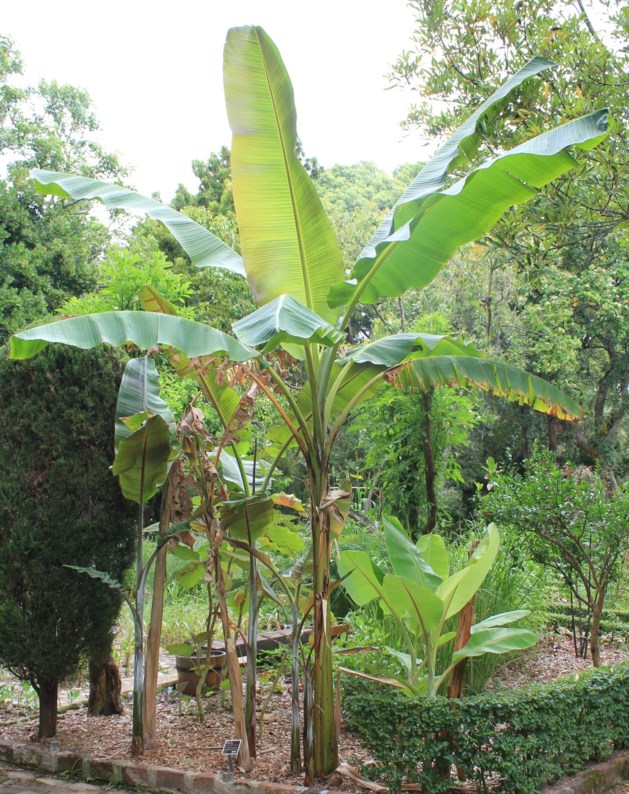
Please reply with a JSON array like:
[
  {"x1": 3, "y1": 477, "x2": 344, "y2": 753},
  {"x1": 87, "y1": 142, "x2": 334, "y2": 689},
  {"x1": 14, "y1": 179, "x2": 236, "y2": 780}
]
[
  {"x1": 10, "y1": 25, "x2": 609, "y2": 779},
  {"x1": 337, "y1": 520, "x2": 537, "y2": 696}
]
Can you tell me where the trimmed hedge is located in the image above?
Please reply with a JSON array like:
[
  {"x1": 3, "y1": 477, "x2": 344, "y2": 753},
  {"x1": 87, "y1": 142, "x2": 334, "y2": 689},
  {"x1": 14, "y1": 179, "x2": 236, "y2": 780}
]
[
  {"x1": 549, "y1": 604, "x2": 629, "y2": 624},
  {"x1": 547, "y1": 612, "x2": 629, "y2": 642},
  {"x1": 342, "y1": 662, "x2": 629, "y2": 793}
]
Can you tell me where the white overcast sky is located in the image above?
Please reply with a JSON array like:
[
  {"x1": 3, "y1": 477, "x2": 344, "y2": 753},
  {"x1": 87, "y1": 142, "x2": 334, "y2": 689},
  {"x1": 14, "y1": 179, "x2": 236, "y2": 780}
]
[{"x1": 3, "y1": 1, "x2": 422, "y2": 201}]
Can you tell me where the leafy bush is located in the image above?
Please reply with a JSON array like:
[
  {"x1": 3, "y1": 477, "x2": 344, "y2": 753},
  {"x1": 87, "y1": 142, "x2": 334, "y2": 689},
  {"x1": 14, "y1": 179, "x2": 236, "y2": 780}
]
[{"x1": 343, "y1": 662, "x2": 629, "y2": 793}]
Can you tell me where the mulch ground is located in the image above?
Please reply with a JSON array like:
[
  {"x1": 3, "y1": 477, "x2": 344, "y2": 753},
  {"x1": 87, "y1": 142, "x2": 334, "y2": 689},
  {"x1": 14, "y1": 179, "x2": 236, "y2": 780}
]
[{"x1": 1, "y1": 632, "x2": 627, "y2": 791}]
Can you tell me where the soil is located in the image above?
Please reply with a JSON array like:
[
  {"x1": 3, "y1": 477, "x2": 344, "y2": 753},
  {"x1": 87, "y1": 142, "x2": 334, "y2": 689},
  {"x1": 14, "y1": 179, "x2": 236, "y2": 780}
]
[{"x1": 0, "y1": 632, "x2": 627, "y2": 792}]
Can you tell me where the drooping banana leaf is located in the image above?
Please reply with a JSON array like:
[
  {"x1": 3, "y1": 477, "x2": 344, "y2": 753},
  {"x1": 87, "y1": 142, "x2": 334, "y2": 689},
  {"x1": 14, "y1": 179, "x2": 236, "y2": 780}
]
[
  {"x1": 328, "y1": 109, "x2": 609, "y2": 309},
  {"x1": 220, "y1": 495, "x2": 275, "y2": 542},
  {"x1": 389, "y1": 355, "x2": 583, "y2": 421},
  {"x1": 233, "y1": 295, "x2": 343, "y2": 351},
  {"x1": 224, "y1": 26, "x2": 344, "y2": 324},
  {"x1": 31, "y1": 169, "x2": 245, "y2": 276},
  {"x1": 10, "y1": 311, "x2": 255, "y2": 363}
]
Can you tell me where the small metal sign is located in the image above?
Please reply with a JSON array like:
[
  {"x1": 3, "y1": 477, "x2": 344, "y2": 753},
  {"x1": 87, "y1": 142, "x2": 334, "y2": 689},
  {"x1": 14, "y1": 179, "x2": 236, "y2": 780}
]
[
  {"x1": 222, "y1": 739, "x2": 242, "y2": 757},
  {"x1": 222, "y1": 739, "x2": 242, "y2": 776}
]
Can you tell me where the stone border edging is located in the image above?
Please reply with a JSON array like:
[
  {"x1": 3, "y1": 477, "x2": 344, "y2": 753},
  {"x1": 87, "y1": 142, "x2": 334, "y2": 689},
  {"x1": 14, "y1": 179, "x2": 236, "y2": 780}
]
[
  {"x1": 543, "y1": 751, "x2": 629, "y2": 794},
  {"x1": 1, "y1": 738, "x2": 627, "y2": 793},
  {"x1": 0, "y1": 739, "x2": 337, "y2": 794}
]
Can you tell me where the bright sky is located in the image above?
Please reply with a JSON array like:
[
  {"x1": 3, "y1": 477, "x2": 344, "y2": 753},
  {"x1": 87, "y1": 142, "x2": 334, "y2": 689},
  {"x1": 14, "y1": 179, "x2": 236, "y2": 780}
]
[{"x1": 3, "y1": 1, "x2": 421, "y2": 201}]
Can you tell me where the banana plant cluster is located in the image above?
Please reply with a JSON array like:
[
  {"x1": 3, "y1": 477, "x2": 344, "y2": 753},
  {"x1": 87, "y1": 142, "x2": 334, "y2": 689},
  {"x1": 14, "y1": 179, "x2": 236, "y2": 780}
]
[
  {"x1": 10, "y1": 24, "x2": 609, "y2": 779},
  {"x1": 338, "y1": 520, "x2": 537, "y2": 697}
]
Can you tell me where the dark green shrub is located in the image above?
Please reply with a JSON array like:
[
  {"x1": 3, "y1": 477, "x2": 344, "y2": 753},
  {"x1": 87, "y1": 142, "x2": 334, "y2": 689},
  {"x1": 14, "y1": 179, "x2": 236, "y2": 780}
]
[
  {"x1": 343, "y1": 663, "x2": 629, "y2": 793},
  {"x1": 0, "y1": 345, "x2": 135, "y2": 737}
]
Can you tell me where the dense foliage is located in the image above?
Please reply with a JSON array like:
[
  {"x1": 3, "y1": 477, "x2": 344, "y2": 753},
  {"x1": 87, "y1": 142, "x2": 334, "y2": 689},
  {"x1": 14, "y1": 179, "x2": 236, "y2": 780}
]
[
  {"x1": 0, "y1": 345, "x2": 135, "y2": 736},
  {"x1": 343, "y1": 662, "x2": 629, "y2": 793}
]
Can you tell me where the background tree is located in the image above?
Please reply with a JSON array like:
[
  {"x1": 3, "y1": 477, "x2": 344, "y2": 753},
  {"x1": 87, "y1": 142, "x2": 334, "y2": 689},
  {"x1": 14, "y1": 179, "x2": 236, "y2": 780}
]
[
  {"x1": 389, "y1": 0, "x2": 629, "y2": 477},
  {"x1": 479, "y1": 448, "x2": 628, "y2": 666},
  {"x1": 0, "y1": 35, "x2": 126, "y2": 343},
  {"x1": 0, "y1": 345, "x2": 135, "y2": 737}
]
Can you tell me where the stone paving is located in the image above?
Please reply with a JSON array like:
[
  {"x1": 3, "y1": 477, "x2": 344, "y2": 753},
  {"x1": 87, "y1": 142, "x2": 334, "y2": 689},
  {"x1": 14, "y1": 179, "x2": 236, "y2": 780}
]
[{"x1": 0, "y1": 763, "x2": 129, "y2": 793}]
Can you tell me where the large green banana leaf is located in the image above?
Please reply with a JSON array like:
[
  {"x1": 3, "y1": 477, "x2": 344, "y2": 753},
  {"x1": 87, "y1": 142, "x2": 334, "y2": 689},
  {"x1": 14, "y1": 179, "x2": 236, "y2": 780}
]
[
  {"x1": 30, "y1": 169, "x2": 244, "y2": 276},
  {"x1": 451, "y1": 627, "x2": 538, "y2": 664},
  {"x1": 328, "y1": 109, "x2": 608, "y2": 309},
  {"x1": 10, "y1": 311, "x2": 255, "y2": 363},
  {"x1": 224, "y1": 26, "x2": 344, "y2": 325},
  {"x1": 390, "y1": 355, "x2": 583, "y2": 421},
  {"x1": 359, "y1": 57, "x2": 554, "y2": 259}
]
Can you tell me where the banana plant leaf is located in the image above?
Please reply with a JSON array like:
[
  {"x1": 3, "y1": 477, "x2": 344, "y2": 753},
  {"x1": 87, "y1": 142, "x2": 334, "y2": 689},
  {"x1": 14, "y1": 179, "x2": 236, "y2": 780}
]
[
  {"x1": 220, "y1": 450, "x2": 270, "y2": 493},
  {"x1": 233, "y1": 295, "x2": 343, "y2": 351},
  {"x1": 10, "y1": 311, "x2": 255, "y2": 363},
  {"x1": 340, "y1": 333, "x2": 484, "y2": 367},
  {"x1": 389, "y1": 355, "x2": 583, "y2": 421},
  {"x1": 138, "y1": 287, "x2": 252, "y2": 451},
  {"x1": 436, "y1": 524, "x2": 500, "y2": 620},
  {"x1": 383, "y1": 517, "x2": 442, "y2": 590},
  {"x1": 113, "y1": 414, "x2": 172, "y2": 503},
  {"x1": 31, "y1": 169, "x2": 245, "y2": 276},
  {"x1": 359, "y1": 57, "x2": 554, "y2": 259},
  {"x1": 220, "y1": 495, "x2": 275, "y2": 542},
  {"x1": 114, "y1": 357, "x2": 176, "y2": 449},
  {"x1": 381, "y1": 575, "x2": 445, "y2": 642},
  {"x1": 416, "y1": 534, "x2": 450, "y2": 580},
  {"x1": 224, "y1": 26, "x2": 344, "y2": 325},
  {"x1": 336, "y1": 550, "x2": 384, "y2": 607},
  {"x1": 470, "y1": 610, "x2": 531, "y2": 633},
  {"x1": 451, "y1": 627, "x2": 538, "y2": 663},
  {"x1": 328, "y1": 109, "x2": 608, "y2": 309}
]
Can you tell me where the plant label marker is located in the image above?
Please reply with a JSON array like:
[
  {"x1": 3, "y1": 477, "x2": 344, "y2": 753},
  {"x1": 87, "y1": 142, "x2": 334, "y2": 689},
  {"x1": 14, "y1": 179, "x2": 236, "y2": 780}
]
[{"x1": 222, "y1": 739, "x2": 242, "y2": 776}]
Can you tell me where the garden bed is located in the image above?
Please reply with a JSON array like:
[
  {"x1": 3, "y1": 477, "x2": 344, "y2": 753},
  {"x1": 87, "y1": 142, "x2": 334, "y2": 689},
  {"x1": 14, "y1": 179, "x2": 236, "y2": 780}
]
[{"x1": 0, "y1": 634, "x2": 627, "y2": 793}]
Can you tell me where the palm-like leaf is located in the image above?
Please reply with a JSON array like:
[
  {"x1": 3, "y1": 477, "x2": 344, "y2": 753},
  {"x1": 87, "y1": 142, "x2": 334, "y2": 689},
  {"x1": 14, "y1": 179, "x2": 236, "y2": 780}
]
[
  {"x1": 224, "y1": 26, "x2": 344, "y2": 324},
  {"x1": 329, "y1": 110, "x2": 609, "y2": 309},
  {"x1": 31, "y1": 169, "x2": 245, "y2": 276}
]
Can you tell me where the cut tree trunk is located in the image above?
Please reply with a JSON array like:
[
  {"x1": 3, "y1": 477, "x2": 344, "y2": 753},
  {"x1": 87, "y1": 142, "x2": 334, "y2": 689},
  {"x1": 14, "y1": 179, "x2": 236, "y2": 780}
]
[
  {"x1": 37, "y1": 679, "x2": 58, "y2": 738},
  {"x1": 88, "y1": 654, "x2": 123, "y2": 715}
]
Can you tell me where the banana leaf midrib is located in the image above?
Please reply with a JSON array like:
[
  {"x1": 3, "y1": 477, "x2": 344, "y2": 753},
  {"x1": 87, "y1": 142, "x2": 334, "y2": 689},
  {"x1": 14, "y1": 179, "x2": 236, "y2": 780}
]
[{"x1": 254, "y1": 27, "x2": 314, "y2": 315}]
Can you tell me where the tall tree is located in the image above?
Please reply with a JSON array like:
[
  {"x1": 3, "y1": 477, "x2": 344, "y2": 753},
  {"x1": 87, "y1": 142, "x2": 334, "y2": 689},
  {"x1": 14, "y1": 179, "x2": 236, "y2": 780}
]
[{"x1": 0, "y1": 345, "x2": 135, "y2": 737}]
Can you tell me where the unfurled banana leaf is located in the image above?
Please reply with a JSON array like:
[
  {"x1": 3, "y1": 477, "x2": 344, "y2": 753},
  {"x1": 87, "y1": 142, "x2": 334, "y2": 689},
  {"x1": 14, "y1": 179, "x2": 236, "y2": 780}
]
[
  {"x1": 224, "y1": 26, "x2": 344, "y2": 324},
  {"x1": 328, "y1": 110, "x2": 608, "y2": 309},
  {"x1": 31, "y1": 169, "x2": 245, "y2": 276},
  {"x1": 358, "y1": 57, "x2": 555, "y2": 259},
  {"x1": 451, "y1": 627, "x2": 538, "y2": 663}
]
